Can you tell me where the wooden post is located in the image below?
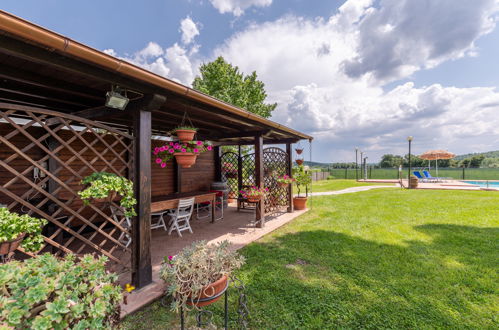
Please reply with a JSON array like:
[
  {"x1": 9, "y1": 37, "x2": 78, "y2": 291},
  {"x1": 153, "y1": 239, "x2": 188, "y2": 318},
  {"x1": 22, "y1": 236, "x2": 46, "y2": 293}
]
[
  {"x1": 132, "y1": 109, "x2": 152, "y2": 288},
  {"x1": 130, "y1": 94, "x2": 165, "y2": 289},
  {"x1": 237, "y1": 145, "x2": 243, "y2": 192},
  {"x1": 286, "y1": 143, "x2": 293, "y2": 213},
  {"x1": 214, "y1": 146, "x2": 222, "y2": 182},
  {"x1": 254, "y1": 135, "x2": 265, "y2": 227}
]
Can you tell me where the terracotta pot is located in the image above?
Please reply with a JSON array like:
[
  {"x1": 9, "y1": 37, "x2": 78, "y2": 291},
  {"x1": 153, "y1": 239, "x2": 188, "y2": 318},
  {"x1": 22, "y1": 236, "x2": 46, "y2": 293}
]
[
  {"x1": 295, "y1": 148, "x2": 303, "y2": 155},
  {"x1": 175, "y1": 129, "x2": 196, "y2": 142},
  {"x1": 174, "y1": 153, "x2": 198, "y2": 168},
  {"x1": 188, "y1": 275, "x2": 228, "y2": 307},
  {"x1": 296, "y1": 159, "x2": 304, "y2": 166},
  {"x1": 0, "y1": 233, "x2": 25, "y2": 255},
  {"x1": 247, "y1": 197, "x2": 261, "y2": 203},
  {"x1": 94, "y1": 191, "x2": 118, "y2": 204},
  {"x1": 409, "y1": 175, "x2": 418, "y2": 189},
  {"x1": 225, "y1": 172, "x2": 238, "y2": 179},
  {"x1": 278, "y1": 182, "x2": 289, "y2": 188},
  {"x1": 293, "y1": 197, "x2": 308, "y2": 210}
]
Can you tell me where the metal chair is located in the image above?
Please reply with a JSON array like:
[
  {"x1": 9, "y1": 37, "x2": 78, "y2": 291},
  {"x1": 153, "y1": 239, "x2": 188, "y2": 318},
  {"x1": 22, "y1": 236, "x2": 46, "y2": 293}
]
[
  {"x1": 196, "y1": 190, "x2": 224, "y2": 221},
  {"x1": 110, "y1": 205, "x2": 132, "y2": 249},
  {"x1": 168, "y1": 198, "x2": 195, "y2": 237}
]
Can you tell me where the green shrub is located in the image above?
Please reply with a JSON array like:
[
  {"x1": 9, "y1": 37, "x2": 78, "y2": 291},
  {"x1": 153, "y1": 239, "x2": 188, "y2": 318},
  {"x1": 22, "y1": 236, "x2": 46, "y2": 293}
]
[
  {"x1": 0, "y1": 254, "x2": 122, "y2": 329},
  {"x1": 0, "y1": 207, "x2": 47, "y2": 252},
  {"x1": 327, "y1": 175, "x2": 335, "y2": 180}
]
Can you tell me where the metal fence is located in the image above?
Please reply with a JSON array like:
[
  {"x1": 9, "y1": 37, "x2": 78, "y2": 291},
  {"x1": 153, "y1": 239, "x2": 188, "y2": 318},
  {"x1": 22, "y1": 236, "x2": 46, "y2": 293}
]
[{"x1": 327, "y1": 167, "x2": 499, "y2": 180}]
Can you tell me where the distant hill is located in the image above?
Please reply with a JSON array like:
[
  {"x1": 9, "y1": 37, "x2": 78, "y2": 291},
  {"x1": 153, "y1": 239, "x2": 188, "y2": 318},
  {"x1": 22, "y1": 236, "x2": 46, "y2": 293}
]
[{"x1": 454, "y1": 150, "x2": 499, "y2": 161}]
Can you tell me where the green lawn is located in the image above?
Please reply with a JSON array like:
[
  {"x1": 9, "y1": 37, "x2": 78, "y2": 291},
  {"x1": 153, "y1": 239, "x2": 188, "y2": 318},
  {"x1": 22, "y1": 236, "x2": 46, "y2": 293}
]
[
  {"x1": 310, "y1": 179, "x2": 394, "y2": 193},
  {"x1": 122, "y1": 189, "x2": 499, "y2": 329}
]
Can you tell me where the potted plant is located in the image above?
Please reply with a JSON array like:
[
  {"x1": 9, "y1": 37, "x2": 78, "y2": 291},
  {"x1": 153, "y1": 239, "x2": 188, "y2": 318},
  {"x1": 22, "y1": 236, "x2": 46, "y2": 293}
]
[
  {"x1": 0, "y1": 207, "x2": 47, "y2": 255},
  {"x1": 160, "y1": 240, "x2": 245, "y2": 311},
  {"x1": 222, "y1": 162, "x2": 238, "y2": 179},
  {"x1": 78, "y1": 172, "x2": 137, "y2": 217},
  {"x1": 172, "y1": 126, "x2": 198, "y2": 143},
  {"x1": 240, "y1": 186, "x2": 268, "y2": 203},
  {"x1": 292, "y1": 165, "x2": 311, "y2": 210},
  {"x1": 296, "y1": 159, "x2": 304, "y2": 166},
  {"x1": 153, "y1": 140, "x2": 213, "y2": 169},
  {"x1": 275, "y1": 174, "x2": 295, "y2": 188}
]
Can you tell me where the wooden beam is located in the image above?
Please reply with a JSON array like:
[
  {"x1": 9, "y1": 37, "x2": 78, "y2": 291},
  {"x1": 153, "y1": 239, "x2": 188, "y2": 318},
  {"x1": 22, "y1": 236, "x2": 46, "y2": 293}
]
[
  {"x1": 254, "y1": 135, "x2": 265, "y2": 227},
  {"x1": 0, "y1": 63, "x2": 104, "y2": 101},
  {"x1": 286, "y1": 143, "x2": 294, "y2": 213}
]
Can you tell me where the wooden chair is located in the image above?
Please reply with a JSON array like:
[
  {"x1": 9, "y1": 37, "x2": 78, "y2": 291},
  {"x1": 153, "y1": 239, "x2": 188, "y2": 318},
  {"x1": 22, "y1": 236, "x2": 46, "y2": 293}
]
[
  {"x1": 168, "y1": 198, "x2": 195, "y2": 237},
  {"x1": 150, "y1": 210, "x2": 169, "y2": 231}
]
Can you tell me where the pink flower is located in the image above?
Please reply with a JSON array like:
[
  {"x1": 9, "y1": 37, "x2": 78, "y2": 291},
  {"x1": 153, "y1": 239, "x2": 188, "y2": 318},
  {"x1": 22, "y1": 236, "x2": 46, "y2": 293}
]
[
  {"x1": 155, "y1": 158, "x2": 162, "y2": 164},
  {"x1": 169, "y1": 142, "x2": 174, "y2": 146},
  {"x1": 154, "y1": 147, "x2": 160, "y2": 153},
  {"x1": 161, "y1": 163, "x2": 166, "y2": 168},
  {"x1": 174, "y1": 144, "x2": 181, "y2": 150},
  {"x1": 196, "y1": 141, "x2": 203, "y2": 146},
  {"x1": 207, "y1": 145, "x2": 213, "y2": 151},
  {"x1": 168, "y1": 255, "x2": 173, "y2": 260},
  {"x1": 181, "y1": 148, "x2": 186, "y2": 153},
  {"x1": 193, "y1": 148, "x2": 199, "y2": 153},
  {"x1": 169, "y1": 149, "x2": 174, "y2": 153}
]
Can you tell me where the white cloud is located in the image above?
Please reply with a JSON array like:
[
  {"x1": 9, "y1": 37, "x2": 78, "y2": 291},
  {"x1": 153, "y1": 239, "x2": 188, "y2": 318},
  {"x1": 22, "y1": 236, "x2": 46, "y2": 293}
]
[
  {"x1": 180, "y1": 16, "x2": 200, "y2": 44},
  {"x1": 211, "y1": 0, "x2": 499, "y2": 161},
  {"x1": 341, "y1": 0, "x2": 499, "y2": 83},
  {"x1": 103, "y1": 0, "x2": 499, "y2": 161},
  {"x1": 208, "y1": 0, "x2": 272, "y2": 16},
  {"x1": 103, "y1": 19, "x2": 200, "y2": 85}
]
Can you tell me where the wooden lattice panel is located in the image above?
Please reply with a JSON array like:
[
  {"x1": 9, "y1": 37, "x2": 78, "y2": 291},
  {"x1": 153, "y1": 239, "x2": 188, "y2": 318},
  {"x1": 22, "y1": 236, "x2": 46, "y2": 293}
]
[
  {"x1": 235, "y1": 147, "x2": 290, "y2": 215},
  {"x1": 0, "y1": 103, "x2": 133, "y2": 268},
  {"x1": 263, "y1": 147, "x2": 290, "y2": 215},
  {"x1": 220, "y1": 151, "x2": 238, "y2": 199}
]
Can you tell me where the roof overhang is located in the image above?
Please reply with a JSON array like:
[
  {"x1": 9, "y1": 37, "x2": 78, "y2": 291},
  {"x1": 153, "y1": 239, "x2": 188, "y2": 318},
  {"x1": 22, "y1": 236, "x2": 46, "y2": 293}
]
[{"x1": 0, "y1": 10, "x2": 312, "y2": 144}]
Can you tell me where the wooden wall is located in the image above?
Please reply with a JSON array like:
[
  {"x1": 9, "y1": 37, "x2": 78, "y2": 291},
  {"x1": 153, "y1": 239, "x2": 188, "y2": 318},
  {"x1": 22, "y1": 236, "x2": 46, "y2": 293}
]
[
  {"x1": 150, "y1": 139, "x2": 216, "y2": 196},
  {"x1": 180, "y1": 150, "x2": 216, "y2": 192}
]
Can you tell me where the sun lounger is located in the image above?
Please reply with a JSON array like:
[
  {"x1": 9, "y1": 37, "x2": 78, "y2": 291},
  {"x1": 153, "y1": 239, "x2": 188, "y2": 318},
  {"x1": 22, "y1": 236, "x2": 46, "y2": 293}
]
[
  {"x1": 422, "y1": 170, "x2": 451, "y2": 183},
  {"x1": 413, "y1": 171, "x2": 432, "y2": 182}
]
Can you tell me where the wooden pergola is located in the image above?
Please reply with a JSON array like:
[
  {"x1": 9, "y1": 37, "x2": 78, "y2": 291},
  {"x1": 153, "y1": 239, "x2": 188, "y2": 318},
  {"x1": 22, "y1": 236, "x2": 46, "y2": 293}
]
[{"x1": 0, "y1": 11, "x2": 312, "y2": 288}]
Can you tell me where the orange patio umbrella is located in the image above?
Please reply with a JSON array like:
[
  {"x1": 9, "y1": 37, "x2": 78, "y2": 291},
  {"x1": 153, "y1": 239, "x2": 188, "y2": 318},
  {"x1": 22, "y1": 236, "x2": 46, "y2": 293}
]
[{"x1": 419, "y1": 149, "x2": 455, "y2": 176}]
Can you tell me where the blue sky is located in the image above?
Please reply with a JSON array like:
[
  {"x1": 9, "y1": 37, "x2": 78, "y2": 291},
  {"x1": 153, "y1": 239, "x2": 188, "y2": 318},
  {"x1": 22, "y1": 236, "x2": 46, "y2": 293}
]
[{"x1": 3, "y1": 0, "x2": 499, "y2": 162}]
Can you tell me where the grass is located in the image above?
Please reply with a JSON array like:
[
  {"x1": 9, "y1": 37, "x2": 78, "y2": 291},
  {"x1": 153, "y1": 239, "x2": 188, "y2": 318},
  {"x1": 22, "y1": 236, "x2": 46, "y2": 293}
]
[
  {"x1": 122, "y1": 189, "x2": 499, "y2": 329},
  {"x1": 310, "y1": 179, "x2": 394, "y2": 193}
]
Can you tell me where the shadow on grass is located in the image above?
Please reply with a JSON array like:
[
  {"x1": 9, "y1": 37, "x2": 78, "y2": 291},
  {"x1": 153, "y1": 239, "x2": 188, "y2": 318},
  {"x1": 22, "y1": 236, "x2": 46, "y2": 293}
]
[
  {"x1": 235, "y1": 224, "x2": 498, "y2": 329},
  {"x1": 121, "y1": 224, "x2": 498, "y2": 329}
]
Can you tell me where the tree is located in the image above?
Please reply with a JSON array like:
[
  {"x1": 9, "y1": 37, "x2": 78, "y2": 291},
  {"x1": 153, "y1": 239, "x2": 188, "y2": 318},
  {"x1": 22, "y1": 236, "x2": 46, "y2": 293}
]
[
  {"x1": 379, "y1": 154, "x2": 404, "y2": 168},
  {"x1": 192, "y1": 57, "x2": 277, "y2": 118}
]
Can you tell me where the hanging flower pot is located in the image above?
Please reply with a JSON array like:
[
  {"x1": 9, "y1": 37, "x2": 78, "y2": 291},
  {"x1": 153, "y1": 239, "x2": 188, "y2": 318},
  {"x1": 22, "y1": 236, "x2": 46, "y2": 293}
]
[
  {"x1": 296, "y1": 159, "x2": 304, "y2": 165},
  {"x1": 0, "y1": 233, "x2": 25, "y2": 255},
  {"x1": 174, "y1": 153, "x2": 198, "y2": 168},
  {"x1": 154, "y1": 141, "x2": 213, "y2": 170},
  {"x1": 276, "y1": 174, "x2": 295, "y2": 188},
  {"x1": 93, "y1": 191, "x2": 118, "y2": 204},
  {"x1": 174, "y1": 127, "x2": 197, "y2": 143},
  {"x1": 277, "y1": 182, "x2": 289, "y2": 188},
  {"x1": 295, "y1": 148, "x2": 303, "y2": 155}
]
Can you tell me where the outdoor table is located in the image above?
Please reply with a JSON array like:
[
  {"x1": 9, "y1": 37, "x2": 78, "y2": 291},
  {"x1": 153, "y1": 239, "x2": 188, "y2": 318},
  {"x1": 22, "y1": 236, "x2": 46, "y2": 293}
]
[{"x1": 151, "y1": 191, "x2": 216, "y2": 222}]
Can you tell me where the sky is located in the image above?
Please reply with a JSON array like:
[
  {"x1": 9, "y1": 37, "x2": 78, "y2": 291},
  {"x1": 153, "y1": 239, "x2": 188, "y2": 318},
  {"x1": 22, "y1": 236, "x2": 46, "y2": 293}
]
[{"x1": 2, "y1": 0, "x2": 499, "y2": 163}]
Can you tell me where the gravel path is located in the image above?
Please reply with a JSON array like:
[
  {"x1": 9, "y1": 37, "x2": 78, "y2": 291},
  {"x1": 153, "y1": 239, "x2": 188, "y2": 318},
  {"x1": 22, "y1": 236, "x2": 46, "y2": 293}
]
[{"x1": 309, "y1": 184, "x2": 399, "y2": 196}]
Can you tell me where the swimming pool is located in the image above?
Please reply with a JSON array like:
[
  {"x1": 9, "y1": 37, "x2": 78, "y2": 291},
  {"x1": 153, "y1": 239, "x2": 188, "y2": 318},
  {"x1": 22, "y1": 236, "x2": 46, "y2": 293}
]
[{"x1": 461, "y1": 181, "x2": 499, "y2": 189}]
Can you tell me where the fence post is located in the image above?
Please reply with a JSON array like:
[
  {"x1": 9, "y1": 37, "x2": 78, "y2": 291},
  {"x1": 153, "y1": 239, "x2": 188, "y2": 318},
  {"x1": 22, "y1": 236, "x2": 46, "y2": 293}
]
[
  {"x1": 369, "y1": 166, "x2": 372, "y2": 179},
  {"x1": 462, "y1": 167, "x2": 465, "y2": 180}
]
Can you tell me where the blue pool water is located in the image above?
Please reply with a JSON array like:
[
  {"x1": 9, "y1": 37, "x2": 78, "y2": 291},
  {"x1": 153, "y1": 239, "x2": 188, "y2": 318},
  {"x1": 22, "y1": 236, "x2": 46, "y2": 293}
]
[{"x1": 462, "y1": 181, "x2": 499, "y2": 189}]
